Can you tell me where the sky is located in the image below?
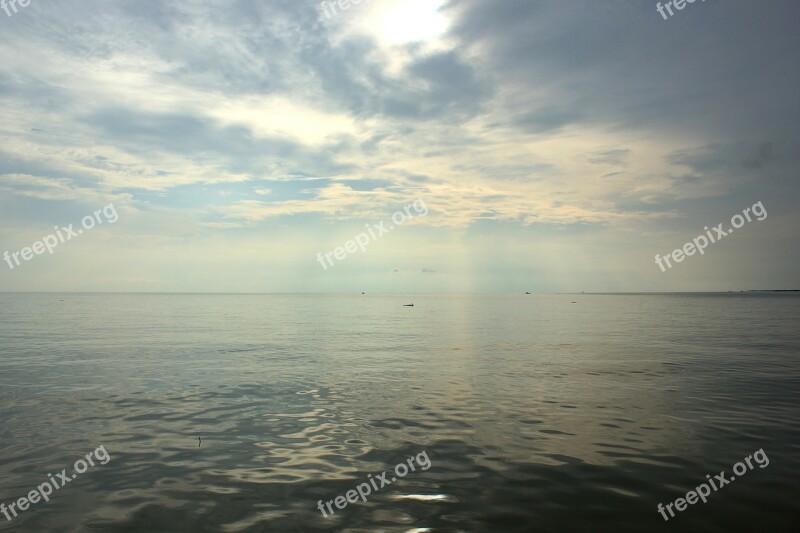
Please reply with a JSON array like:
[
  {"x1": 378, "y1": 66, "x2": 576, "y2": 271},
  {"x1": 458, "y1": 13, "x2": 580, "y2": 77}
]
[{"x1": 0, "y1": 0, "x2": 798, "y2": 293}]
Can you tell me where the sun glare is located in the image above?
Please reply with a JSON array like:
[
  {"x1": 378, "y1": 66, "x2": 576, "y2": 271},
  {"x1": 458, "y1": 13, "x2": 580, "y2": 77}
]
[{"x1": 366, "y1": 0, "x2": 449, "y2": 45}]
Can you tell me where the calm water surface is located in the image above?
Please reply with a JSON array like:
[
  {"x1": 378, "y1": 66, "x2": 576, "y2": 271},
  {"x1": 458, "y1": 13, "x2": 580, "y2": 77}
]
[{"x1": 0, "y1": 293, "x2": 798, "y2": 532}]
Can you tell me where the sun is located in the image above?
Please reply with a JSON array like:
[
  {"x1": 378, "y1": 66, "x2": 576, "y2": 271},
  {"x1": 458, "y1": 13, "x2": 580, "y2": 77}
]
[
  {"x1": 351, "y1": 0, "x2": 449, "y2": 45},
  {"x1": 378, "y1": 0, "x2": 448, "y2": 44}
]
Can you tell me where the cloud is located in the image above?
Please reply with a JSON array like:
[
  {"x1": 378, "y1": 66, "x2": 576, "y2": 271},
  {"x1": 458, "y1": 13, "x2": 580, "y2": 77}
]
[
  {"x1": 589, "y1": 149, "x2": 631, "y2": 167},
  {"x1": 1, "y1": 0, "x2": 798, "y2": 291}
]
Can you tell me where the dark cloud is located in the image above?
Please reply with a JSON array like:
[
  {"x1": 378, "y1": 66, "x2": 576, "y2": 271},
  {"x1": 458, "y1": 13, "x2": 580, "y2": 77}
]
[
  {"x1": 666, "y1": 142, "x2": 776, "y2": 176},
  {"x1": 447, "y1": 0, "x2": 800, "y2": 142},
  {"x1": 513, "y1": 107, "x2": 584, "y2": 134}
]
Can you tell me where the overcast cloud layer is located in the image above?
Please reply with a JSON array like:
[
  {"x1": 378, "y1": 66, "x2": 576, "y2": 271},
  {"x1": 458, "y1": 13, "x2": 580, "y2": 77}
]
[{"x1": 1, "y1": 0, "x2": 798, "y2": 292}]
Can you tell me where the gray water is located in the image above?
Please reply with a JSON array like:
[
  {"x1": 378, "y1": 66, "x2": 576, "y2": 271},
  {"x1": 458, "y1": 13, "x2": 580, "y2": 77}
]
[{"x1": 0, "y1": 293, "x2": 798, "y2": 532}]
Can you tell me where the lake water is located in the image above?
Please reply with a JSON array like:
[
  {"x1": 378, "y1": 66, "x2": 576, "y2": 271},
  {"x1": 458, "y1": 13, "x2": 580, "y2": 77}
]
[{"x1": 0, "y1": 293, "x2": 798, "y2": 532}]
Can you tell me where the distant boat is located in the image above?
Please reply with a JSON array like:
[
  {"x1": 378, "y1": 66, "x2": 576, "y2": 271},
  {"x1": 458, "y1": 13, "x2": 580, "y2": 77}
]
[
  {"x1": 525, "y1": 292, "x2": 531, "y2": 294},
  {"x1": 403, "y1": 304, "x2": 414, "y2": 307}
]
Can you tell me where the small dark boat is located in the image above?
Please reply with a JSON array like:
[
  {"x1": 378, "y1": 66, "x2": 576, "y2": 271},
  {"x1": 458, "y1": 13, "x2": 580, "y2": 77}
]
[{"x1": 403, "y1": 304, "x2": 414, "y2": 307}]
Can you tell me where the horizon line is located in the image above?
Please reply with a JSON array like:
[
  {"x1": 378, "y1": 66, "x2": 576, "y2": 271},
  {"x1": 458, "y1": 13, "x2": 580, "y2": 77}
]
[{"x1": 0, "y1": 290, "x2": 798, "y2": 295}]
